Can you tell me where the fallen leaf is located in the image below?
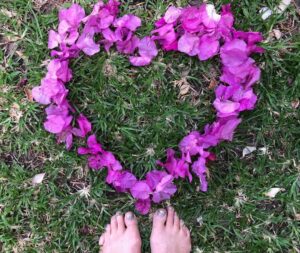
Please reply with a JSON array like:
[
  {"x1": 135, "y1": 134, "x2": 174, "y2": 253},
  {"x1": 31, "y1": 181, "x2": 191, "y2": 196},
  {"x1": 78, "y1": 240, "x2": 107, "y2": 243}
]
[
  {"x1": 273, "y1": 29, "x2": 282, "y2": 40},
  {"x1": 242, "y1": 146, "x2": 257, "y2": 157},
  {"x1": 0, "y1": 8, "x2": 17, "y2": 18},
  {"x1": 32, "y1": 173, "x2": 46, "y2": 185},
  {"x1": 173, "y1": 77, "x2": 194, "y2": 99},
  {"x1": 24, "y1": 88, "x2": 33, "y2": 102},
  {"x1": 9, "y1": 102, "x2": 23, "y2": 123},
  {"x1": 264, "y1": 188, "x2": 284, "y2": 198},
  {"x1": 258, "y1": 147, "x2": 268, "y2": 155},
  {"x1": 291, "y1": 99, "x2": 299, "y2": 109},
  {"x1": 208, "y1": 78, "x2": 218, "y2": 90},
  {"x1": 179, "y1": 84, "x2": 190, "y2": 96}
]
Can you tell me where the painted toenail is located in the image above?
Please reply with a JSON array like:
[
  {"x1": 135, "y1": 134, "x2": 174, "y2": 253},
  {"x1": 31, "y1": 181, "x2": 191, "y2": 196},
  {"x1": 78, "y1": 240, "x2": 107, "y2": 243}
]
[
  {"x1": 180, "y1": 220, "x2": 185, "y2": 226},
  {"x1": 156, "y1": 209, "x2": 166, "y2": 217},
  {"x1": 116, "y1": 211, "x2": 122, "y2": 216},
  {"x1": 125, "y1": 212, "x2": 135, "y2": 220},
  {"x1": 168, "y1": 206, "x2": 174, "y2": 211},
  {"x1": 105, "y1": 224, "x2": 110, "y2": 230}
]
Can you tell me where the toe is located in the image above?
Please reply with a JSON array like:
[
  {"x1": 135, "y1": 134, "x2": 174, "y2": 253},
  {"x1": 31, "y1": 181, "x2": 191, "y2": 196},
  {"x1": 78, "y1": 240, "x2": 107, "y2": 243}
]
[
  {"x1": 124, "y1": 212, "x2": 141, "y2": 244},
  {"x1": 99, "y1": 234, "x2": 105, "y2": 246},
  {"x1": 104, "y1": 224, "x2": 111, "y2": 242},
  {"x1": 125, "y1": 212, "x2": 137, "y2": 228},
  {"x1": 166, "y1": 206, "x2": 175, "y2": 227},
  {"x1": 174, "y1": 212, "x2": 180, "y2": 230},
  {"x1": 182, "y1": 224, "x2": 190, "y2": 238},
  {"x1": 110, "y1": 215, "x2": 118, "y2": 232},
  {"x1": 152, "y1": 209, "x2": 167, "y2": 230},
  {"x1": 116, "y1": 212, "x2": 125, "y2": 232}
]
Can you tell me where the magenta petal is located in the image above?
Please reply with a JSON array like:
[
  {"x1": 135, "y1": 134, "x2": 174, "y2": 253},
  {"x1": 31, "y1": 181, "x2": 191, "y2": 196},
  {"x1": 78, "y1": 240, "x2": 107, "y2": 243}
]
[
  {"x1": 114, "y1": 171, "x2": 137, "y2": 192},
  {"x1": 77, "y1": 114, "x2": 92, "y2": 137},
  {"x1": 152, "y1": 175, "x2": 177, "y2": 203},
  {"x1": 65, "y1": 132, "x2": 73, "y2": 150},
  {"x1": 213, "y1": 98, "x2": 240, "y2": 114},
  {"x1": 130, "y1": 181, "x2": 152, "y2": 200},
  {"x1": 146, "y1": 170, "x2": 168, "y2": 190},
  {"x1": 218, "y1": 118, "x2": 242, "y2": 141},
  {"x1": 76, "y1": 32, "x2": 100, "y2": 56},
  {"x1": 78, "y1": 147, "x2": 90, "y2": 155},
  {"x1": 192, "y1": 157, "x2": 208, "y2": 192},
  {"x1": 114, "y1": 14, "x2": 141, "y2": 31},
  {"x1": 58, "y1": 3, "x2": 85, "y2": 29},
  {"x1": 129, "y1": 56, "x2": 152, "y2": 66},
  {"x1": 48, "y1": 30, "x2": 61, "y2": 49},
  {"x1": 202, "y1": 4, "x2": 221, "y2": 29},
  {"x1": 164, "y1": 6, "x2": 182, "y2": 24},
  {"x1": 178, "y1": 32, "x2": 199, "y2": 56},
  {"x1": 32, "y1": 86, "x2": 51, "y2": 105},
  {"x1": 46, "y1": 60, "x2": 72, "y2": 83},
  {"x1": 220, "y1": 39, "x2": 248, "y2": 66},
  {"x1": 181, "y1": 7, "x2": 202, "y2": 33},
  {"x1": 135, "y1": 198, "x2": 151, "y2": 215},
  {"x1": 138, "y1": 36, "x2": 158, "y2": 58},
  {"x1": 198, "y1": 35, "x2": 220, "y2": 61},
  {"x1": 88, "y1": 154, "x2": 103, "y2": 170},
  {"x1": 44, "y1": 115, "x2": 72, "y2": 134}
]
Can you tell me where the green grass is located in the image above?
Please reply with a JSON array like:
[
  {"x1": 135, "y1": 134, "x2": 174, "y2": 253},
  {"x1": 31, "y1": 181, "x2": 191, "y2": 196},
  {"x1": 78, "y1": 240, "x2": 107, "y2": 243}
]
[{"x1": 1, "y1": 0, "x2": 300, "y2": 252}]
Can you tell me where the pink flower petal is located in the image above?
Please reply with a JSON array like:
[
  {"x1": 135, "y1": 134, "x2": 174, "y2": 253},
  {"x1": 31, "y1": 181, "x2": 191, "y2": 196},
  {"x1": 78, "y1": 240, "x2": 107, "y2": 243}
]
[
  {"x1": 135, "y1": 198, "x2": 151, "y2": 215},
  {"x1": 130, "y1": 181, "x2": 152, "y2": 200}
]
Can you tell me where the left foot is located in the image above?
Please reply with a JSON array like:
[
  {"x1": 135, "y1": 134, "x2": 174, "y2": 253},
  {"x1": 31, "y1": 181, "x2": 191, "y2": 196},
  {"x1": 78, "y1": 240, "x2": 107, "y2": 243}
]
[{"x1": 99, "y1": 212, "x2": 142, "y2": 253}]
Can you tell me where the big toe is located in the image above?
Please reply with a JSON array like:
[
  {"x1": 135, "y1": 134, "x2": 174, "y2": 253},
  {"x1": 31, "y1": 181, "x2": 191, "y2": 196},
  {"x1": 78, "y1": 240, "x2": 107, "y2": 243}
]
[{"x1": 152, "y1": 209, "x2": 167, "y2": 230}]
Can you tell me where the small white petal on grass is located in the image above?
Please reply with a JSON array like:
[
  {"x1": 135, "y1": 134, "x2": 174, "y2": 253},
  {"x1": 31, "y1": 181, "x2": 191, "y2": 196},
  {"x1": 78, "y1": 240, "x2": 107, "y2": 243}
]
[
  {"x1": 260, "y1": 0, "x2": 291, "y2": 20},
  {"x1": 242, "y1": 146, "x2": 257, "y2": 157},
  {"x1": 260, "y1": 7, "x2": 273, "y2": 20},
  {"x1": 258, "y1": 147, "x2": 268, "y2": 155},
  {"x1": 264, "y1": 188, "x2": 285, "y2": 198},
  {"x1": 32, "y1": 173, "x2": 45, "y2": 185},
  {"x1": 277, "y1": 0, "x2": 291, "y2": 13},
  {"x1": 197, "y1": 216, "x2": 204, "y2": 226}
]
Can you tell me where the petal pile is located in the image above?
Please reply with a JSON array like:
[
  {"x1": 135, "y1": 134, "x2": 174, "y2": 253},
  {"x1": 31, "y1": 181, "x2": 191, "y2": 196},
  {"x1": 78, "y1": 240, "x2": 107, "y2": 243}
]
[{"x1": 32, "y1": 1, "x2": 264, "y2": 214}]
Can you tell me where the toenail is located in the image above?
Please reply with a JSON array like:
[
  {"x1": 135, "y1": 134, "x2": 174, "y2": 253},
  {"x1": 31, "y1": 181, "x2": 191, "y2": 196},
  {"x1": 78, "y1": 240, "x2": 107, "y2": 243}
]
[
  {"x1": 156, "y1": 209, "x2": 166, "y2": 217},
  {"x1": 116, "y1": 211, "x2": 122, "y2": 216},
  {"x1": 180, "y1": 220, "x2": 185, "y2": 225},
  {"x1": 168, "y1": 206, "x2": 174, "y2": 211},
  {"x1": 105, "y1": 224, "x2": 110, "y2": 230},
  {"x1": 125, "y1": 212, "x2": 135, "y2": 220}
]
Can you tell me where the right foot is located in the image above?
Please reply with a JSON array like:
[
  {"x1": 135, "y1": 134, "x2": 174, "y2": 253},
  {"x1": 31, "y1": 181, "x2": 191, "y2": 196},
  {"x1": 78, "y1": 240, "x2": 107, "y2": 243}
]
[
  {"x1": 99, "y1": 212, "x2": 142, "y2": 253},
  {"x1": 150, "y1": 207, "x2": 192, "y2": 253}
]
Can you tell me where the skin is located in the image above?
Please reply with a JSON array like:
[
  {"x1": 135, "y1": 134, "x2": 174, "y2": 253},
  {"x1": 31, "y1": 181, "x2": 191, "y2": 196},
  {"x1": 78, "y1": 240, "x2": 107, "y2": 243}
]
[{"x1": 99, "y1": 207, "x2": 191, "y2": 253}]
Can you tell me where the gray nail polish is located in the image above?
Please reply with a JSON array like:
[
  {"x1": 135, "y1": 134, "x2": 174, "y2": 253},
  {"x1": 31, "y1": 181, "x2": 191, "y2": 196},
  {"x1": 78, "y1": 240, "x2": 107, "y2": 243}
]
[
  {"x1": 116, "y1": 211, "x2": 122, "y2": 216},
  {"x1": 125, "y1": 212, "x2": 135, "y2": 220},
  {"x1": 105, "y1": 224, "x2": 110, "y2": 230},
  {"x1": 156, "y1": 209, "x2": 166, "y2": 217}
]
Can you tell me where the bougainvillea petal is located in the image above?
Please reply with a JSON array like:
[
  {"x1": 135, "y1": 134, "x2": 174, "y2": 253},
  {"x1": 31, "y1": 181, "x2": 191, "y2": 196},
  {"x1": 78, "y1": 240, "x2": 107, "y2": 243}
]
[
  {"x1": 135, "y1": 198, "x2": 151, "y2": 214},
  {"x1": 130, "y1": 181, "x2": 152, "y2": 200}
]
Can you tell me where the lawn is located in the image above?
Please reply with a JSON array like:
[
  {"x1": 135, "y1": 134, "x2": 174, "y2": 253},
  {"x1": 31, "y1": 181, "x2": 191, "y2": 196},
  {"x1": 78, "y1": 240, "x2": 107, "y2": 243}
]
[{"x1": 0, "y1": 0, "x2": 299, "y2": 252}]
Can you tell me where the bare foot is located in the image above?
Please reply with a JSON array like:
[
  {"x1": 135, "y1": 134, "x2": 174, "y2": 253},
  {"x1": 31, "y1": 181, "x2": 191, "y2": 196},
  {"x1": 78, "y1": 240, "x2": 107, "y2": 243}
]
[
  {"x1": 150, "y1": 207, "x2": 192, "y2": 253},
  {"x1": 99, "y1": 212, "x2": 142, "y2": 253}
]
